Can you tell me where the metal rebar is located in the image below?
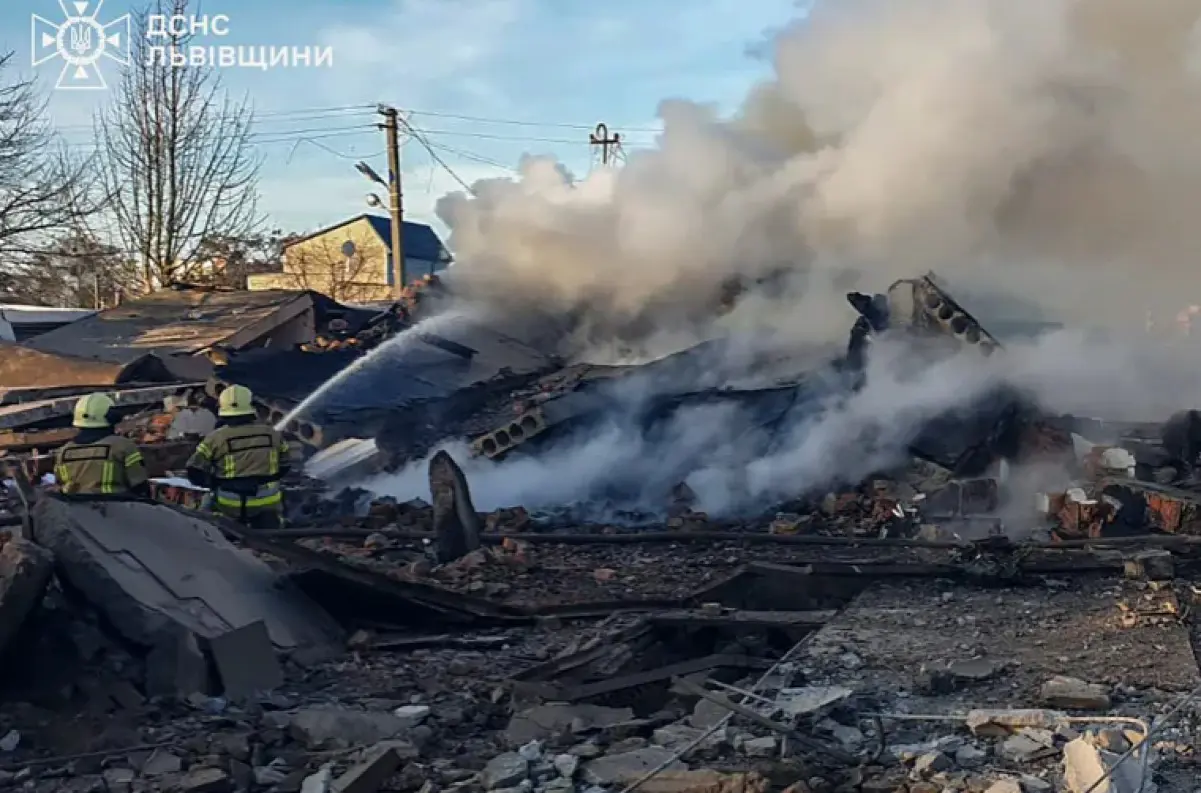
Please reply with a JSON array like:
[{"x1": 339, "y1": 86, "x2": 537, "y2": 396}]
[
  {"x1": 705, "y1": 679, "x2": 778, "y2": 706},
  {"x1": 673, "y1": 677, "x2": 856, "y2": 763},
  {"x1": 616, "y1": 630, "x2": 818, "y2": 793},
  {"x1": 1081, "y1": 682, "x2": 1201, "y2": 793}
]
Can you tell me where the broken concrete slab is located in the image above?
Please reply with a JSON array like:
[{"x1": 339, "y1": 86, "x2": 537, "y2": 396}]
[
  {"x1": 984, "y1": 780, "x2": 1021, "y2": 793},
  {"x1": 637, "y1": 771, "x2": 769, "y2": 793},
  {"x1": 176, "y1": 767, "x2": 233, "y2": 793},
  {"x1": 1000, "y1": 734, "x2": 1053, "y2": 763},
  {"x1": 429, "y1": 450, "x2": 481, "y2": 564},
  {"x1": 332, "y1": 741, "x2": 418, "y2": 793},
  {"x1": 1062, "y1": 738, "x2": 1112, "y2": 793},
  {"x1": 581, "y1": 748, "x2": 687, "y2": 787},
  {"x1": 32, "y1": 498, "x2": 340, "y2": 694},
  {"x1": 206, "y1": 620, "x2": 284, "y2": 699},
  {"x1": 652, "y1": 724, "x2": 725, "y2": 751},
  {"x1": 775, "y1": 685, "x2": 853, "y2": 717},
  {"x1": 1040, "y1": 676, "x2": 1111, "y2": 711},
  {"x1": 503, "y1": 704, "x2": 634, "y2": 747},
  {"x1": 288, "y1": 708, "x2": 417, "y2": 750},
  {"x1": 482, "y1": 752, "x2": 529, "y2": 789},
  {"x1": 0, "y1": 536, "x2": 53, "y2": 660},
  {"x1": 145, "y1": 630, "x2": 210, "y2": 697}
]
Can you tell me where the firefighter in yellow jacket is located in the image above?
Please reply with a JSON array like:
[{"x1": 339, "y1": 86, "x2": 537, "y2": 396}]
[
  {"x1": 55, "y1": 393, "x2": 150, "y2": 498},
  {"x1": 186, "y1": 384, "x2": 290, "y2": 528}
]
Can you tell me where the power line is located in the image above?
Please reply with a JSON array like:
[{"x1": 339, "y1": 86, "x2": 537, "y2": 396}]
[
  {"x1": 53, "y1": 102, "x2": 664, "y2": 136},
  {"x1": 404, "y1": 126, "x2": 655, "y2": 146},
  {"x1": 398, "y1": 118, "x2": 474, "y2": 193},
  {"x1": 284, "y1": 137, "x2": 384, "y2": 164},
  {"x1": 53, "y1": 104, "x2": 376, "y2": 132},
  {"x1": 404, "y1": 107, "x2": 662, "y2": 133},
  {"x1": 423, "y1": 141, "x2": 515, "y2": 172},
  {"x1": 58, "y1": 124, "x2": 378, "y2": 151},
  {"x1": 254, "y1": 104, "x2": 375, "y2": 118}
]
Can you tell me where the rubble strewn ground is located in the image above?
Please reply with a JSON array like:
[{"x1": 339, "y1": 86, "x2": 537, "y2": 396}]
[{"x1": 5, "y1": 276, "x2": 1201, "y2": 793}]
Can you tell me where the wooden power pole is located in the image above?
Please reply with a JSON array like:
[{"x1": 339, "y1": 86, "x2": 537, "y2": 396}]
[
  {"x1": 590, "y1": 123, "x2": 621, "y2": 166},
  {"x1": 379, "y1": 105, "x2": 406, "y2": 298}
]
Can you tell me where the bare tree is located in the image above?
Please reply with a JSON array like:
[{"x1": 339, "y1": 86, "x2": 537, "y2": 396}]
[
  {"x1": 192, "y1": 228, "x2": 289, "y2": 288},
  {"x1": 0, "y1": 232, "x2": 138, "y2": 307},
  {"x1": 0, "y1": 53, "x2": 105, "y2": 261},
  {"x1": 96, "y1": 0, "x2": 262, "y2": 290}
]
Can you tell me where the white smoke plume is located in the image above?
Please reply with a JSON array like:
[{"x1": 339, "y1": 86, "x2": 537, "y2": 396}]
[
  {"x1": 359, "y1": 0, "x2": 1201, "y2": 515},
  {"x1": 441, "y1": 0, "x2": 1201, "y2": 335}
]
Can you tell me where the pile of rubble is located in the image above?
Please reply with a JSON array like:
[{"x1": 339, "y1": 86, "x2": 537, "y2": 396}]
[{"x1": 6, "y1": 275, "x2": 1201, "y2": 793}]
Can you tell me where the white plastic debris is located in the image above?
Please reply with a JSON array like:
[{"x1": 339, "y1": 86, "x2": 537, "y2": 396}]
[
  {"x1": 299, "y1": 765, "x2": 333, "y2": 793},
  {"x1": 1066, "y1": 487, "x2": 1094, "y2": 504},
  {"x1": 1100, "y1": 447, "x2": 1136, "y2": 476}
]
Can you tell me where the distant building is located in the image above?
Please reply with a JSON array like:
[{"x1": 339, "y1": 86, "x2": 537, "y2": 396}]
[
  {"x1": 0, "y1": 304, "x2": 96, "y2": 342},
  {"x1": 247, "y1": 214, "x2": 452, "y2": 302}
]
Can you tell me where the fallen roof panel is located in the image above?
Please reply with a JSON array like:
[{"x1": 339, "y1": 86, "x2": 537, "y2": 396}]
[
  {"x1": 0, "y1": 343, "x2": 182, "y2": 390},
  {"x1": 218, "y1": 318, "x2": 559, "y2": 420},
  {"x1": 23, "y1": 287, "x2": 316, "y2": 364}
]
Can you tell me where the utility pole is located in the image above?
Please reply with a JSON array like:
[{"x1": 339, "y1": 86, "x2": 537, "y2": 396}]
[
  {"x1": 379, "y1": 105, "x2": 406, "y2": 298},
  {"x1": 589, "y1": 123, "x2": 621, "y2": 166}
]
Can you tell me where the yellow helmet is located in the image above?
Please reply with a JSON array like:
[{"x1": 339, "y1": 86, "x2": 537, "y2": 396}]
[
  {"x1": 218, "y1": 384, "x2": 256, "y2": 418},
  {"x1": 73, "y1": 393, "x2": 115, "y2": 429}
]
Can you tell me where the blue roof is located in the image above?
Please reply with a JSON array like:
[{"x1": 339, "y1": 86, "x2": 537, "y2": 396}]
[{"x1": 362, "y1": 214, "x2": 449, "y2": 263}]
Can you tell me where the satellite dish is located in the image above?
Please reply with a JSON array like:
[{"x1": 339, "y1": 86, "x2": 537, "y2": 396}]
[
  {"x1": 365, "y1": 193, "x2": 383, "y2": 208},
  {"x1": 341, "y1": 241, "x2": 356, "y2": 257}
]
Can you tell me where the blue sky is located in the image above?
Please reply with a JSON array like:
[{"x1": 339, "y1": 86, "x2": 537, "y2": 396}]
[{"x1": 3, "y1": 0, "x2": 801, "y2": 238}]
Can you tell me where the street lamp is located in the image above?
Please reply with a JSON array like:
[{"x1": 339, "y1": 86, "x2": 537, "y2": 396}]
[{"x1": 355, "y1": 161, "x2": 386, "y2": 187}]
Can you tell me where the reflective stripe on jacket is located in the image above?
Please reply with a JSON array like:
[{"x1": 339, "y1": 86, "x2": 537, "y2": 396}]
[
  {"x1": 54, "y1": 436, "x2": 148, "y2": 495},
  {"x1": 188, "y1": 423, "x2": 289, "y2": 480},
  {"x1": 214, "y1": 481, "x2": 282, "y2": 513}
]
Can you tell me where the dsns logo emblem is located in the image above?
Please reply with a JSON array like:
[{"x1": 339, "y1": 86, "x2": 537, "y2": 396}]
[{"x1": 32, "y1": 0, "x2": 131, "y2": 91}]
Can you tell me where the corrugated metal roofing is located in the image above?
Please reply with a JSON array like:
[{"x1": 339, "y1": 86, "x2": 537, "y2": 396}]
[
  {"x1": 219, "y1": 318, "x2": 559, "y2": 420},
  {"x1": 23, "y1": 287, "x2": 314, "y2": 364}
]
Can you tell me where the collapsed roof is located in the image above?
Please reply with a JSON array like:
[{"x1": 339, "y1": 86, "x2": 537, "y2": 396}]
[{"x1": 1, "y1": 285, "x2": 368, "y2": 391}]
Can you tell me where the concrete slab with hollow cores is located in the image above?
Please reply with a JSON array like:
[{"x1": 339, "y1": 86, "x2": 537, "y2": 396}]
[{"x1": 31, "y1": 498, "x2": 342, "y2": 655}]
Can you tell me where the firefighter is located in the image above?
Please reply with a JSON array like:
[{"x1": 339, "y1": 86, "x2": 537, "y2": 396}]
[
  {"x1": 186, "y1": 384, "x2": 290, "y2": 529},
  {"x1": 54, "y1": 393, "x2": 150, "y2": 498}
]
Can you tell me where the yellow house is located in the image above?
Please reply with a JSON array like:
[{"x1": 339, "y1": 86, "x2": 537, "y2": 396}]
[{"x1": 247, "y1": 214, "x2": 452, "y2": 302}]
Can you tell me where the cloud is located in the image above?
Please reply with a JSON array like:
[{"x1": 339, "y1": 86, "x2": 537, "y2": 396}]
[{"x1": 318, "y1": 0, "x2": 532, "y2": 110}]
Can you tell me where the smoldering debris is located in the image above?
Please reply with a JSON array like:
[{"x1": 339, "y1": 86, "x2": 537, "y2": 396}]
[{"x1": 356, "y1": 274, "x2": 1044, "y2": 520}]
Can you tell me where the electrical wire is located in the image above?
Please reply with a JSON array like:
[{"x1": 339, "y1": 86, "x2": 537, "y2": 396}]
[
  {"x1": 54, "y1": 104, "x2": 377, "y2": 133},
  {"x1": 404, "y1": 107, "x2": 661, "y2": 133},
  {"x1": 51, "y1": 106, "x2": 659, "y2": 168},
  {"x1": 422, "y1": 141, "x2": 515, "y2": 172},
  {"x1": 56, "y1": 103, "x2": 660, "y2": 136},
  {"x1": 398, "y1": 119, "x2": 474, "y2": 192}
]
